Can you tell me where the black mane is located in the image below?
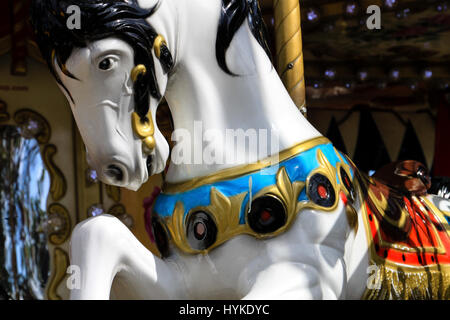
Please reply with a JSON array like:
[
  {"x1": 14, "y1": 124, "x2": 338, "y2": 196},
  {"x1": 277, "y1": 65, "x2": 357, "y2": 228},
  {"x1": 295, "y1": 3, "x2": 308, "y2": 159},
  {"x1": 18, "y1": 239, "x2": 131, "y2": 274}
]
[
  {"x1": 31, "y1": 0, "x2": 162, "y2": 120},
  {"x1": 216, "y1": 0, "x2": 272, "y2": 75}
]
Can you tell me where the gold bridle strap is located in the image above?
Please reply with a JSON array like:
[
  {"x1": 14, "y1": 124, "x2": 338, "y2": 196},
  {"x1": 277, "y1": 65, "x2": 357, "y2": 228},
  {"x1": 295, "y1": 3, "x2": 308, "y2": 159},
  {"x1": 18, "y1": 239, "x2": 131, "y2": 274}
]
[
  {"x1": 129, "y1": 34, "x2": 167, "y2": 151},
  {"x1": 153, "y1": 34, "x2": 167, "y2": 59},
  {"x1": 130, "y1": 64, "x2": 147, "y2": 82},
  {"x1": 132, "y1": 111, "x2": 156, "y2": 151}
]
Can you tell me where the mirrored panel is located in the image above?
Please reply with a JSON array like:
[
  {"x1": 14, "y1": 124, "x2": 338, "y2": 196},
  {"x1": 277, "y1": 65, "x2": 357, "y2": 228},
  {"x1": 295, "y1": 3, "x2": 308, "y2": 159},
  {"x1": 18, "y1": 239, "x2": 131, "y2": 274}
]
[{"x1": 0, "y1": 125, "x2": 50, "y2": 299}]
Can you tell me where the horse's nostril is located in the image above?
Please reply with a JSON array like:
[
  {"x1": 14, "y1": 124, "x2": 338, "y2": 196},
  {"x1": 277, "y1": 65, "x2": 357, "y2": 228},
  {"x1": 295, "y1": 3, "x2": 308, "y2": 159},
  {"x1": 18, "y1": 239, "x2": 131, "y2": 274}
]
[{"x1": 106, "y1": 164, "x2": 124, "y2": 181}]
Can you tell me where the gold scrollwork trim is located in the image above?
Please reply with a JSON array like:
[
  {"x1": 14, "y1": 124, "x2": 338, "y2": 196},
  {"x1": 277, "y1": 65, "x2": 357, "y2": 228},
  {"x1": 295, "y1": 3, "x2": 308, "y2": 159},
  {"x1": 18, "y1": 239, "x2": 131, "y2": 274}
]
[
  {"x1": 302, "y1": 149, "x2": 340, "y2": 212},
  {"x1": 132, "y1": 111, "x2": 156, "y2": 151},
  {"x1": 334, "y1": 153, "x2": 359, "y2": 232},
  {"x1": 153, "y1": 34, "x2": 167, "y2": 59},
  {"x1": 164, "y1": 166, "x2": 306, "y2": 255},
  {"x1": 244, "y1": 167, "x2": 305, "y2": 238},
  {"x1": 190, "y1": 190, "x2": 249, "y2": 249},
  {"x1": 106, "y1": 184, "x2": 121, "y2": 203},
  {"x1": 162, "y1": 145, "x2": 362, "y2": 255},
  {"x1": 47, "y1": 247, "x2": 69, "y2": 300},
  {"x1": 164, "y1": 201, "x2": 187, "y2": 254},
  {"x1": 131, "y1": 64, "x2": 147, "y2": 82},
  {"x1": 48, "y1": 203, "x2": 72, "y2": 245},
  {"x1": 13, "y1": 108, "x2": 51, "y2": 144},
  {"x1": 164, "y1": 136, "x2": 331, "y2": 194},
  {"x1": 43, "y1": 144, "x2": 67, "y2": 201},
  {"x1": 163, "y1": 191, "x2": 248, "y2": 255}
]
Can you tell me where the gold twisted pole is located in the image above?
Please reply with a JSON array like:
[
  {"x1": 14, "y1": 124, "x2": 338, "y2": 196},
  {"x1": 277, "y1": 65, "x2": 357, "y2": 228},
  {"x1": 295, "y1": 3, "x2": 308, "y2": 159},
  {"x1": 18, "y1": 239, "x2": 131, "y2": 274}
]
[{"x1": 273, "y1": 0, "x2": 307, "y2": 117}]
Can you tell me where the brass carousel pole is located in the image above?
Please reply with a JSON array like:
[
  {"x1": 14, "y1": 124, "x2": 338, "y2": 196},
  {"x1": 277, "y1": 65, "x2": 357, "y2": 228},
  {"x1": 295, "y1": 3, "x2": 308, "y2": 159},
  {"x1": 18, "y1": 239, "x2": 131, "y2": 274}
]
[{"x1": 273, "y1": 0, "x2": 307, "y2": 117}]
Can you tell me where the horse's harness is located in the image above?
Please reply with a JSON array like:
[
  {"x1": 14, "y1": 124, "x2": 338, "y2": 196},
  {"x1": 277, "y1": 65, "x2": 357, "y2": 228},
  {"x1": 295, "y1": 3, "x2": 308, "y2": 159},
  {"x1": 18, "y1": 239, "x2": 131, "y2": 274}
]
[
  {"x1": 131, "y1": 34, "x2": 167, "y2": 153},
  {"x1": 150, "y1": 137, "x2": 357, "y2": 255}
]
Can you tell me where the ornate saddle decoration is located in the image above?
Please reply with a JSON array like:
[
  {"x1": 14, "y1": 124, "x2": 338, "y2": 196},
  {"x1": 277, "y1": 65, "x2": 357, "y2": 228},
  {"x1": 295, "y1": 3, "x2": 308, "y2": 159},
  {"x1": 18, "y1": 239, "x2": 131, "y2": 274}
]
[
  {"x1": 151, "y1": 137, "x2": 356, "y2": 256},
  {"x1": 351, "y1": 162, "x2": 450, "y2": 299}
]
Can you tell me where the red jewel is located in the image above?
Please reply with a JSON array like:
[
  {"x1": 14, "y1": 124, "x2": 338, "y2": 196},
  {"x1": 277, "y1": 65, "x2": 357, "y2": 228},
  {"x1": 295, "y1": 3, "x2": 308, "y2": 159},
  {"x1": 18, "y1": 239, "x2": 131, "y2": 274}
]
[
  {"x1": 260, "y1": 210, "x2": 272, "y2": 222},
  {"x1": 195, "y1": 222, "x2": 205, "y2": 236},
  {"x1": 340, "y1": 192, "x2": 348, "y2": 205},
  {"x1": 317, "y1": 184, "x2": 328, "y2": 199}
]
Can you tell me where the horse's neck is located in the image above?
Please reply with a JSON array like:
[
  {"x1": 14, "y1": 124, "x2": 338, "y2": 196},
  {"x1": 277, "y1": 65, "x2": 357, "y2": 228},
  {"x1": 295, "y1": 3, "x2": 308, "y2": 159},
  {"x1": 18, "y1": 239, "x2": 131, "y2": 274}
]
[{"x1": 163, "y1": 0, "x2": 321, "y2": 184}]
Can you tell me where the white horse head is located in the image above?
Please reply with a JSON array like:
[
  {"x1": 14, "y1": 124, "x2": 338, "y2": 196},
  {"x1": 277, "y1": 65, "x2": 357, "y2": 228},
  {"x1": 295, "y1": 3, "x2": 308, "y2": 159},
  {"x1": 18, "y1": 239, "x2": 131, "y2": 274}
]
[{"x1": 33, "y1": 0, "x2": 170, "y2": 191}]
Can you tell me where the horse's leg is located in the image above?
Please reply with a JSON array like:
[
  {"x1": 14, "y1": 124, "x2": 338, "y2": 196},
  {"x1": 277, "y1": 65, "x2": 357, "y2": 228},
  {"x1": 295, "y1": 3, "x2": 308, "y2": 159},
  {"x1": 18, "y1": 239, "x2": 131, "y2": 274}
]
[
  {"x1": 240, "y1": 249, "x2": 346, "y2": 300},
  {"x1": 239, "y1": 206, "x2": 350, "y2": 300},
  {"x1": 241, "y1": 261, "x2": 323, "y2": 299},
  {"x1": 69, "y1": 214, "x2": 185, "y2": 299}
]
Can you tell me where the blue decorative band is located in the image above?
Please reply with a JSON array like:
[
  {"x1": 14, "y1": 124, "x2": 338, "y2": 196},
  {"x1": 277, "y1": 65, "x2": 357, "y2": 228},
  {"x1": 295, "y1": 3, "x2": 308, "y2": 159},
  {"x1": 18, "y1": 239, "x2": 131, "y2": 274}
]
[{"x1": 153, "y1": 143, "x2": 353, "y2": 222}]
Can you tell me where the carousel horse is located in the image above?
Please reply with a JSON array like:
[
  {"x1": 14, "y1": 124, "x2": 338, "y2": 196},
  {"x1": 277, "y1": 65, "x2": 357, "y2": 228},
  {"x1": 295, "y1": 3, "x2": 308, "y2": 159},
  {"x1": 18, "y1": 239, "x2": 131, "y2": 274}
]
[{"x1": 31, "y1": 0, "x2": 450, "y2": 299}]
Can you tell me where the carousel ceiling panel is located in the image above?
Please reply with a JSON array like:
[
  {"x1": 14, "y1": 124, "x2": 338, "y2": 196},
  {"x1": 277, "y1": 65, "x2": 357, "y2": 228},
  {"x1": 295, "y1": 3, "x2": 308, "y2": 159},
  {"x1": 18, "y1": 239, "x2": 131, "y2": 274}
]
[
  {"x1": 300, "y1": 0, "x2": 450, "y2": 63},
  {"x1": 292, "y1": 0, "x2": 450, "y2": 104}
]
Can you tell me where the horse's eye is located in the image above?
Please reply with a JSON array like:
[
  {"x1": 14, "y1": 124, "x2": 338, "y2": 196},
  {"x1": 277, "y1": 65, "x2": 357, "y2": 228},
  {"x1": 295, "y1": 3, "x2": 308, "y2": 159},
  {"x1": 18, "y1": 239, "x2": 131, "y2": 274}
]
[{"x1": 98, "y1": 58, "x2": 113, "y2": 70}]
